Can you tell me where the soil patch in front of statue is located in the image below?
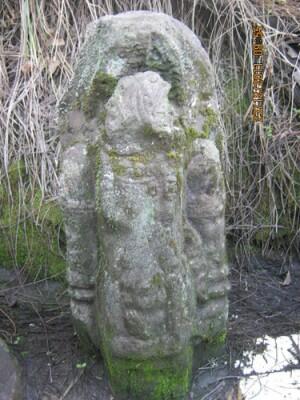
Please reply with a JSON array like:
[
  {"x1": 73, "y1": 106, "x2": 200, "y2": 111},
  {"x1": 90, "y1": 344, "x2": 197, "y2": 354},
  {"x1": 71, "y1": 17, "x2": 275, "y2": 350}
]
[
  {"x1": 228, "y1": 255, "x2": 300, "y2": 353},
  {"x1": 1, "y1": 256, "x2": 300, "y2": 399}
]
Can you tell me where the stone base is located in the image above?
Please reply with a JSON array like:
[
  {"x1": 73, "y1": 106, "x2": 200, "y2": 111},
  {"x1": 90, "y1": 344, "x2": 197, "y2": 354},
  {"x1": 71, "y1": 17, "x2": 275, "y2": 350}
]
[{"x1": 105, "y1": 347, "x2": 193, "y2": 400}]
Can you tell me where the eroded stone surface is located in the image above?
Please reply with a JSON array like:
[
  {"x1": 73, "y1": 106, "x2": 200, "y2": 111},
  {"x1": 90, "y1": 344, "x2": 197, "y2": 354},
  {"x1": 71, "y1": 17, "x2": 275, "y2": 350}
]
[{"x1": 59, "y1": 11, "x2": 229, "y2": 400}]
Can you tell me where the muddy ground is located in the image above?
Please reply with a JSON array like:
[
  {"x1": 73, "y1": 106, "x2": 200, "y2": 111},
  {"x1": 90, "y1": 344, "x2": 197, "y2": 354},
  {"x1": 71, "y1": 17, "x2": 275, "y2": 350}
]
[{"x1": 1, "y1": 254, "x2": 300, "y2": 400}]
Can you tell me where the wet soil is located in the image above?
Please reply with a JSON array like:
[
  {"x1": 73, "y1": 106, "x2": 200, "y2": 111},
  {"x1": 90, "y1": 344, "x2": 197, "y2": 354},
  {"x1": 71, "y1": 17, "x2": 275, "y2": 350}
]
[
  {"x1": 1, "y1": 255, "x2": 300, "y2": 400},
  {"x1": 228, "y1": 255, "x2": 300, "y2": 351}
]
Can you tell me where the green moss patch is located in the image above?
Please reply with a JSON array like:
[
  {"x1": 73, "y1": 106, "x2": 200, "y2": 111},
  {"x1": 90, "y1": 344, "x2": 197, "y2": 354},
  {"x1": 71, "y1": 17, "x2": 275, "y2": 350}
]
[
  {"x1": 108, "y1": 150, "x2": 126, "y2": 176},
  {"x1": 203, "y1": 330, "x2": 227, "y2": 346},
  {"x1": 146, "y1": 43, "x2": 185, "y2": 105},
  {"x1": 81, "y1": 71, "x2": 118, "y2": 118},
  {"x1": 201, "y1": 107, "x2": 218, "y2": 138},
  {"x1": 108, "y1": 150, "x2": 154, "y2": 177},
  {"x1": 180, "y1": 108, "x2": 219, "y2": 148},
  {"x1": 193, "y1": 329, "x2": 227, "y2": 369},
  {"x1": 215, "y1": 131, "x2": 224, "y2": 154},
  {"x1": 105, "y1": 346, "x2": 193, "y2": 400},
  {"x1": 185, "y1": 126, "x2": 208, "y2": 142},
  {"x1": 127, "y1": 152, "x2": 152, "y2": 164},
  {"x1": 166, "y1": 150, "x2": 181, "y2": 161},
  {"x1": 0, "y1": 161, "x2": 66, "y2": 281}
]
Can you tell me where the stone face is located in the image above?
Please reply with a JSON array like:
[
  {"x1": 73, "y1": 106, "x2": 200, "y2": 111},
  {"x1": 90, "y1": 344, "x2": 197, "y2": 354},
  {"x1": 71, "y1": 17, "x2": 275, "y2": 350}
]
[
  {"x1": 59, "y1": 11, "x2": 229, "y2": 400},
  {"x1": 0, "y1": 339, "x2": 23, "y2": 400}
]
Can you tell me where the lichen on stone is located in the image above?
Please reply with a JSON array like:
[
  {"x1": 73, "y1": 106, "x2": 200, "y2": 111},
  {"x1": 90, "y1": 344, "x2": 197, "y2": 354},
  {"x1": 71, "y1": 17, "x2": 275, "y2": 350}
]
[{"x1": 201, "y1": 107, "x2": 219, "y2": 138}]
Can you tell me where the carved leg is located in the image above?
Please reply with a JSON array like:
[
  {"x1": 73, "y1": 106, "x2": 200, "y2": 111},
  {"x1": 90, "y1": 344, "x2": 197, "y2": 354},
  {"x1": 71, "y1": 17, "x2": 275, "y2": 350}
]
[
  {"x1": 185, "y1": 139, "x2": 230, "y2": 342},
  {"x1": 59, "y1": 143, "x2": 99, "y2": 347}
]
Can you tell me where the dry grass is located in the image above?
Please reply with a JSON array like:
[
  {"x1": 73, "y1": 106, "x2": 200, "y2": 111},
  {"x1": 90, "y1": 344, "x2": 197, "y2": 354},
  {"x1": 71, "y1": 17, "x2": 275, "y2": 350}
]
[
  {"x1": 195, "y1": 0, "x2": 300, "y2": 262},
  {"x1": 0, "y1": 0, "x2": 299, "y2": 270}
]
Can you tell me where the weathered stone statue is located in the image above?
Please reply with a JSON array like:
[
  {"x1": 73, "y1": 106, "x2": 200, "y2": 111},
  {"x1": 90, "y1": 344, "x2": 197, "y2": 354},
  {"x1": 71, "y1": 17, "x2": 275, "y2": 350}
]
[{"x1": 58, "y1": 11, "x2": 229, "y2": 400}]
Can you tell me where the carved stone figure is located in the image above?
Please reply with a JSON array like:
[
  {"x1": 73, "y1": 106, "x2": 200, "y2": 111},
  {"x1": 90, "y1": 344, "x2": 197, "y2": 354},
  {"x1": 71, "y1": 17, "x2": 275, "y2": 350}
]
[{"x1": 58, "y1": 11, "x2": 229, "y2": 400}]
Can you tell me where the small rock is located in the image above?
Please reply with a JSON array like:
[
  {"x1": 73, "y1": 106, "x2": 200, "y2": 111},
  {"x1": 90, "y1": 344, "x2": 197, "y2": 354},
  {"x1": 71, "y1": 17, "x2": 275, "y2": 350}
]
[{"x1": 0, "y1": 338, "x2": 23, "y2": 400}]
